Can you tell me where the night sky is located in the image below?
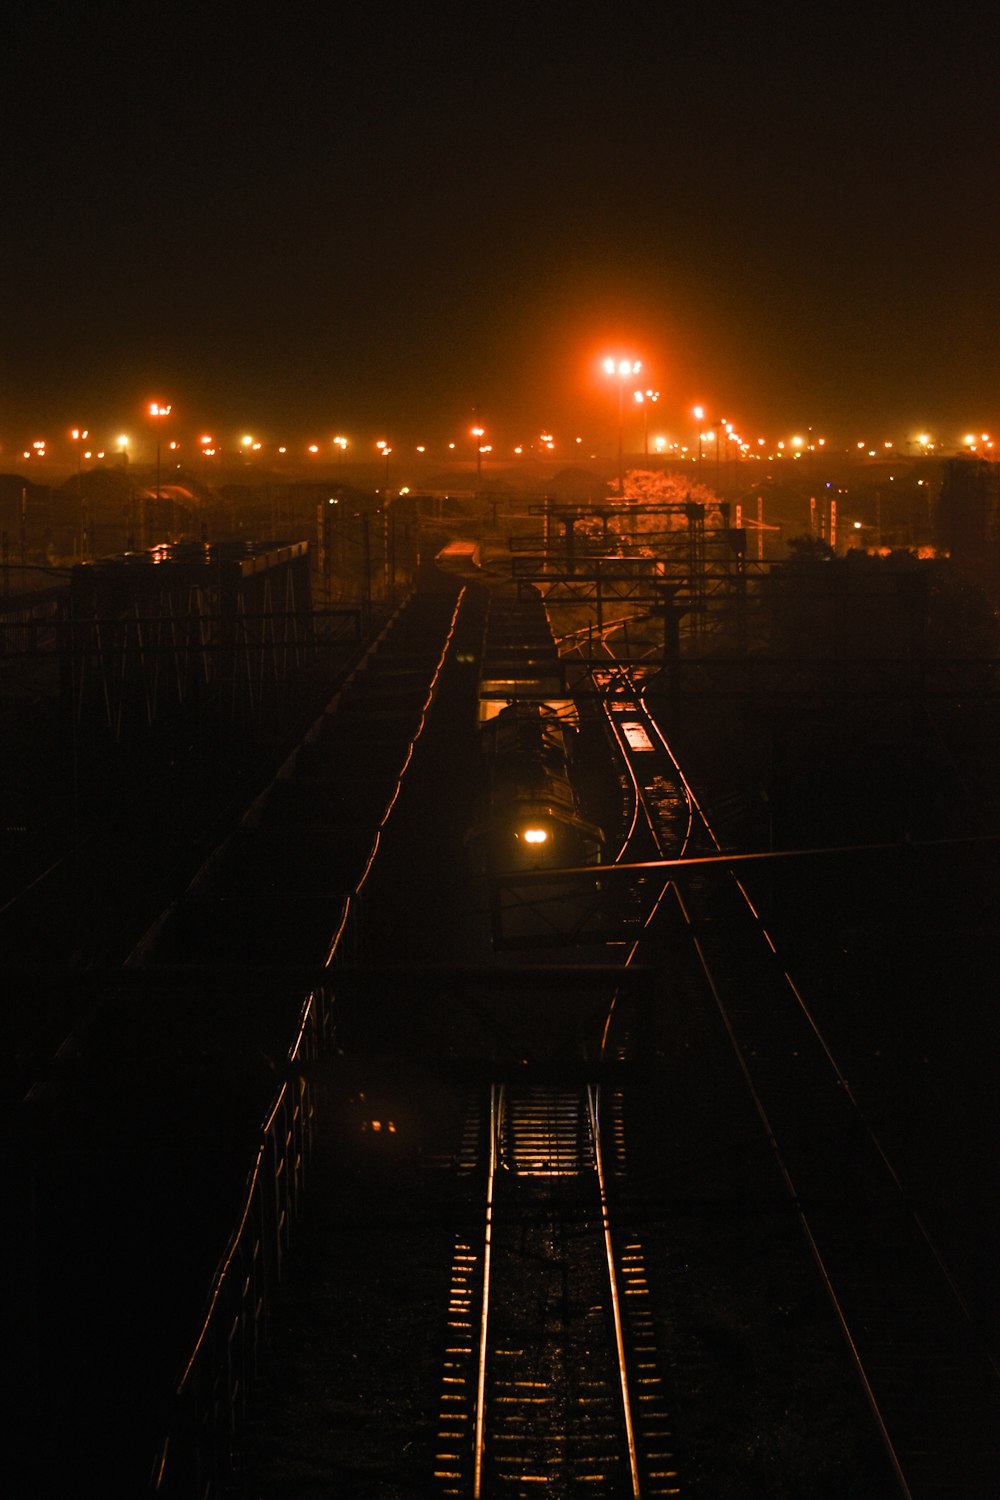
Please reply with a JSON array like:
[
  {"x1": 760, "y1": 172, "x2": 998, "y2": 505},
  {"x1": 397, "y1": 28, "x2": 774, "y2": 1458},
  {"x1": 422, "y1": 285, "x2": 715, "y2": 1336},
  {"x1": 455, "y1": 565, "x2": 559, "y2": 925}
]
[{"x1": 2, "y1": 2, "x2": 998, "y2": 452}]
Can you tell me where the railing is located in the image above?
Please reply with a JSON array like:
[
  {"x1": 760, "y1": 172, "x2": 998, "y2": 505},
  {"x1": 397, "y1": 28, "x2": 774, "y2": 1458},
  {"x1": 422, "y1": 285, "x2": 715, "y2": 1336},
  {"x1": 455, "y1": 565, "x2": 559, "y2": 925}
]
[
  {"x1": 149, "y1": 977, "x2": 336, "y2": 1497},
  {"x1": 148, "y1": 584, "x2": 457, "y2": 1495}
]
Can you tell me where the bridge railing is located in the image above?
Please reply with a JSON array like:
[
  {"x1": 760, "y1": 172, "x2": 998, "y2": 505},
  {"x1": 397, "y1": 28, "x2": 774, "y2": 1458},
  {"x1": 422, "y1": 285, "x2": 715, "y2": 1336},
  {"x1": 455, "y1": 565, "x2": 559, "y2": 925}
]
[{"x1": 149, "y1": 975, "x2": 336, "y2": 1497}]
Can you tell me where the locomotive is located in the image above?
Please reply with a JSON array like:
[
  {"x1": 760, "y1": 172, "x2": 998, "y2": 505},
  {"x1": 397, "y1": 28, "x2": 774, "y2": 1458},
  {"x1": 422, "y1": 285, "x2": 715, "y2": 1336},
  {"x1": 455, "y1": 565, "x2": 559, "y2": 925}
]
[{"x1": 467, "y1": 698, "x2": 604, "y2": 876}]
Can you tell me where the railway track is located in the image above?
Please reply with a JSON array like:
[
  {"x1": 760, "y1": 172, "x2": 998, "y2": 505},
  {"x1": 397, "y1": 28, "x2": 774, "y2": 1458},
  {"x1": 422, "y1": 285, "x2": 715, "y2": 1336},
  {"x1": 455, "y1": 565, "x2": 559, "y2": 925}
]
[
  {"x1": 556, "y1": 627, "x2": 1000, "y2": 1492},
  {"x1": 619, "y1": 663, "x2": 1000, "y2": 1497},
  {"x1": 431, "y1": 1080, "x2": 679, "y2": 1498},
  {"x1": 210, "y1": 593, "x2": 999, "y2": 1496}
]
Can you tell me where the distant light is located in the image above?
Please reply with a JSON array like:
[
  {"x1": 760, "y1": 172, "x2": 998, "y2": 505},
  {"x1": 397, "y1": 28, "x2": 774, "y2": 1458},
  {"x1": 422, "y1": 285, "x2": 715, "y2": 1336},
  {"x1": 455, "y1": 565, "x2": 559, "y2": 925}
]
[
  {"x1": 308, "y1": 444, "x2": 319, "y2": 454},
  {"x1": 523, "y1": 827, "x2": 548, "y2": 844},
  {"x1": 693, "y1": 405, "x2": 704, "y2": 421},
  {"x1": 149, "y1": 402, "x2": 171, "y2": 417},
  {"x1": 416, "y1": 444, "x2": 426, "y2": 453},
  {"x1": 200, "y1": 435, "x2": 213, "y2": 446},
  {"x1": 854, "y1": 521, "x2": 862, "y2": 529},
  {"x1": 241, "y1": 435, "x2": 253, "y2": 448},
  {"x1": 117, "y1": 435, "x2": 128, "y2": 448},
  {"x1": 278, "y1": 446, "x2": 287, "y2": 454}
]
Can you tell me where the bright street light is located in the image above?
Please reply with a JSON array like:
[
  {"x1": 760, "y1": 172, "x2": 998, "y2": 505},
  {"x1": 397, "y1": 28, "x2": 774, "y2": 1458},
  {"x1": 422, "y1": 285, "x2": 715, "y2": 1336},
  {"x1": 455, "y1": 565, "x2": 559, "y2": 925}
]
[
  {"x1": 149, "y1": 401, "x2": 173, "y2": 542},
  {"x1": 603, "y1": 356, "x2": 641, "y2": 494},
  {"x1": 633, "y1": 388, "x2": 659, "y2": 459}
]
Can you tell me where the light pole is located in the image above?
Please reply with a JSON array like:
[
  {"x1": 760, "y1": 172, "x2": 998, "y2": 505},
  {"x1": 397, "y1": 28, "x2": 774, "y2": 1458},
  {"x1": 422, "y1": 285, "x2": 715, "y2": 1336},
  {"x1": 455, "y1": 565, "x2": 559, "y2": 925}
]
[
  {"x1": 376, "y1": 439, "x2": 392, "y2": 488},
  {"x1": 693, "y1": 406, "x2": 705, "y2": 466},
  {"x1": 471, "y1": 424, "x2": 485, "y2": 483},
  {"x1": 633, "y1": 389, "x2": 659, "y2": 460},
  {"x1": 149, "y1": 402, "x2": 172, "y2": 543},
  {"x1": 71, "y1": 427, "x2": 89, "y2": 557},
  {"x1": 603, "y1": 357, "x2": 641, "y2": 495}
]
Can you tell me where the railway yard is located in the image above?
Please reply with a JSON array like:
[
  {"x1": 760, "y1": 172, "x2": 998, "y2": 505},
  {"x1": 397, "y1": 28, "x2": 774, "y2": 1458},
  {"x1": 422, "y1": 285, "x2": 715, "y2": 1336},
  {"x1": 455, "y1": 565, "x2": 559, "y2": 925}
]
[{"x1": 4, "y1": 509, "x2": 1000, "y2": 1498}]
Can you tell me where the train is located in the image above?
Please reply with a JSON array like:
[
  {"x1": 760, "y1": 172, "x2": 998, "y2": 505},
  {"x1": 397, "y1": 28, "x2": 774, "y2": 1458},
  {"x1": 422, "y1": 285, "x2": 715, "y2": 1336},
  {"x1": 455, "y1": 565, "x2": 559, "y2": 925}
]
[{"x1": 466, "y1": 698, "x2": 604, "y2": 877}]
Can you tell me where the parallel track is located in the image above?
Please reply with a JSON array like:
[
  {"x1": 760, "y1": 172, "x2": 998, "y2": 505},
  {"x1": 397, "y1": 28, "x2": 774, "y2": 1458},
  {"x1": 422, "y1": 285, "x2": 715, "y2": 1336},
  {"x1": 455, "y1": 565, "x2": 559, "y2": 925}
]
[{"x1": 625, "y1": 667, "x2": 1000, "y2": 1497}]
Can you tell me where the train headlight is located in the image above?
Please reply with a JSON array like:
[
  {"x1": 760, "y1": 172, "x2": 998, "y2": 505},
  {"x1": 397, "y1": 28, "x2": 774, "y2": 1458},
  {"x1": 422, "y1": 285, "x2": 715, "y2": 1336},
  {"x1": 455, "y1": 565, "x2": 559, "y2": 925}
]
[{"x1": 523, "y1": 826, "x2": 548, "y2": 845}]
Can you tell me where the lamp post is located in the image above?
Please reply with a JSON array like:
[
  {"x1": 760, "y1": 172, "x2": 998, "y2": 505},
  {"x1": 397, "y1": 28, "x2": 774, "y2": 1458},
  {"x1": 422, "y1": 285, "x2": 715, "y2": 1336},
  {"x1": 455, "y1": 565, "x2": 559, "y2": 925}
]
[
  {"x1": 149, "y1": 402, "x2": 172, "y2": 543},
  {"x1": 633, "y1": 389, "x2": 659, "y2": 460},
  {"x1": 603, "y1": 357, "x2": 641, "y2": 495},
  {"x1": 71, "y1": 427, "x2": 89, "y2": 557},
  {"x1": 376, "y1": 439, "x2": 392, "y2": 488},
  {"x1": 471, "y1": 424, "x2": 485, "y2": 483}
]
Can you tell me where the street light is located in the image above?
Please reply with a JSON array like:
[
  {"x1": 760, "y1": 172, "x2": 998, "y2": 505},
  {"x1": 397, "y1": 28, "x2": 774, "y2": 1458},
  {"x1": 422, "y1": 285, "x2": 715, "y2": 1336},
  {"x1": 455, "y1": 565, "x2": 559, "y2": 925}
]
[
  {"x1": 71, "y1": 427, "x2": 89, "y2": 558},
  {"x1": 471, "y1": 424, "x2": 486, "y2": 482},
  {"x1": 693, "y1": 406, "x2": 705, "y2": 465},
  {"x1": 603, "y1": 356, "x2": 641, "y2": 495},
  {"x1": 633, "y1": 389, "x2": 659, "y2": 460},
  {"x1": 149, "y1": 402, "x2": 172, "y2": 544}
]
